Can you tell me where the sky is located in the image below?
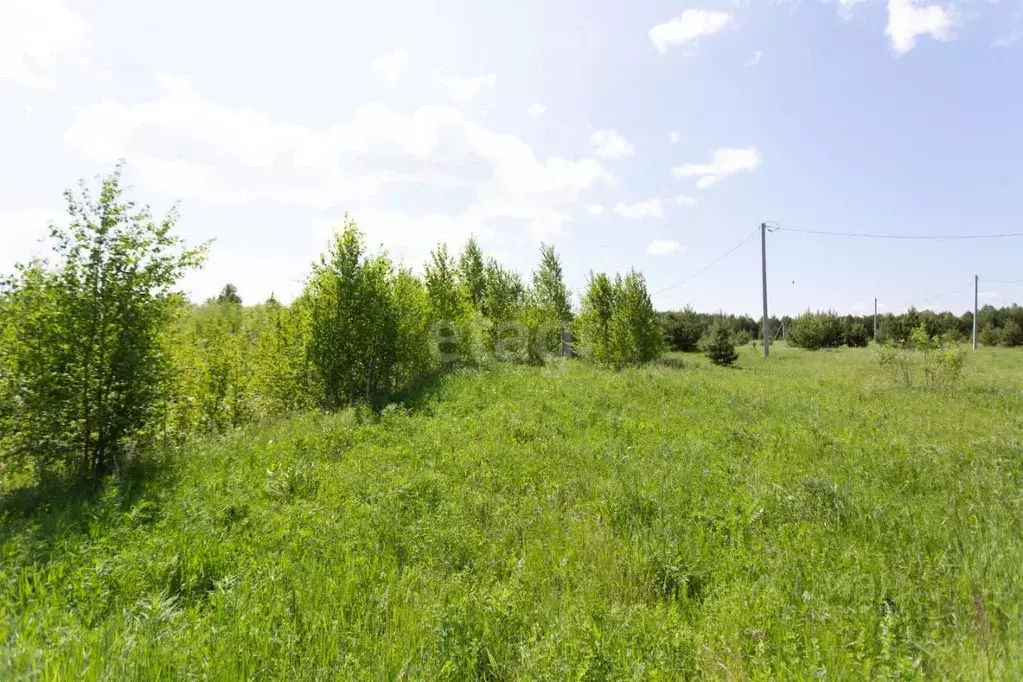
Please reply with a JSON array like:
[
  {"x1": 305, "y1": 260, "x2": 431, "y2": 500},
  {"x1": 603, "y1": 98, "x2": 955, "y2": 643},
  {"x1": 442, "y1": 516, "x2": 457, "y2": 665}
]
[{"x1": 2, "y1": 0, "x2": 1022, "y2": 317}]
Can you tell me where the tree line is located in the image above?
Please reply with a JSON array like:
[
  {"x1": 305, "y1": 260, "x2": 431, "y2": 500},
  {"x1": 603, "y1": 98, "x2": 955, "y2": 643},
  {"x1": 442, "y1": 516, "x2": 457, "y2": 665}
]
[
  {"x1": 659, "y1": 304, "x2": 1023, "y2": 352},
  {"x1": 0, "y1": 168, "x2": 661, "y2": 485}
]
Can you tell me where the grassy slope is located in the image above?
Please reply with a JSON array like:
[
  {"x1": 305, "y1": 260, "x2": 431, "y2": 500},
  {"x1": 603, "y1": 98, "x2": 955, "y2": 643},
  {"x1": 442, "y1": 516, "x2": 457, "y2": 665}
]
[{"x1": 2, "y1": 346, "x2": 1023, "y2": 680}]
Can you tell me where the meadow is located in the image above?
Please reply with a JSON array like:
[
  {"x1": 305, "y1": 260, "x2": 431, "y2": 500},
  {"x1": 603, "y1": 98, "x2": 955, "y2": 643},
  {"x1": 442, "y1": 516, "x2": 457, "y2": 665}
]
[{"x1": 2, "y1": 344, "x2": 1022, "y2": 680}]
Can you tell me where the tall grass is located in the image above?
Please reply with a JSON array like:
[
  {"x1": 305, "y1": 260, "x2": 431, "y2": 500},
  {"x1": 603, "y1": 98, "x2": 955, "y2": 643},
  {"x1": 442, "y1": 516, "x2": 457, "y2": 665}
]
[{"x1": 2, "y1": 345, "x2": 1022, "y2": 679}]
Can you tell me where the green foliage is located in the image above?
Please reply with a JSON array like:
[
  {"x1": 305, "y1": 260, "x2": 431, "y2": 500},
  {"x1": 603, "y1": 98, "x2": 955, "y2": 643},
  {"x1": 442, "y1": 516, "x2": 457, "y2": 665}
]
[
  {"x1": 215, "y1": 283, "x2": 242, "y2": 305},
  {"x1": 659, "y1": 307, "x2": 705, "y2": 352},
  {"x1": 0, "y1": 167, "x2": 206, "y2": 480},
  {"x1": 845, "y1": 321, "x2": 870, "y2": 348},
  {"x1": 787, "y1": 310, "x2": 845, "y2": 350},
  {"x1": 978, "y1": 322, "x2": 1002, "y2": 347},
  {"x1": 576, "y1": 272, "x2": 615, "y2": 365},
  {"x1": 424, "y1": 244, "x2": 476, "y2": 365},
  {"x1": 306, "y1": 218, "x2": 405, "y2": 408},
  {"x1": 607, "y1": 270, "x2": 663, "y2": 368},
  {"x1": 1000, "y1": 319, "x2": 1023, "y2": 347},
  {"x1": 481, "y1": 258, "x2": 525, "y2": 360},
  {"x1": 877, "y1": 324, "x2": 966, "y2": 389},
  {"x1": 702, "y1": 321, "x2": 738, "y2": 366},
  {"x1": 457, "y1": 236, "x2": 486, "y2": 313},
  {"x1": 524, "y1": 244, "x2": 572, "y2": 362}
]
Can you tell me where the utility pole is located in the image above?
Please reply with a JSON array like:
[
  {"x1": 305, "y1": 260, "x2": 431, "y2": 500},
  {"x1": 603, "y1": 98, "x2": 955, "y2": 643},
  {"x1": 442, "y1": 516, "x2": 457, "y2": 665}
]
[
  {"x1": 973, "y1": 274, "x2": 979, "y2": 350},
  {"x1": 873, "y1": 298, "x2": 878, "y2": 338},
  {"x1": 761, "y1": 222, "x2": 770, "y2": 358}
]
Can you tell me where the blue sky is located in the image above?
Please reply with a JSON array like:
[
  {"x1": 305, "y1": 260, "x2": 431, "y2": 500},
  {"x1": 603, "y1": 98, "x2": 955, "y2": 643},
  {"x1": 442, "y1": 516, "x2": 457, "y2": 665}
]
[{"x1": 2, "y1": 0, "x2": 1022, "y2": 316}]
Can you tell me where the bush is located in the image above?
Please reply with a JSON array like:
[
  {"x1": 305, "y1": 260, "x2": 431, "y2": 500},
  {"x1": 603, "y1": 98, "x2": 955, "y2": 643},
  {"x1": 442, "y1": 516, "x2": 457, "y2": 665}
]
[
  {"x1": 978, "y1": 323, "x2": 1002, "y2": 347},
  {"x1": 524, "y1": 244, "x2": 572, "y2": 363},
  {"x1": 788, "y1": 310, "x2": 845, "y2": 350},
  {"x1": 703, "y1": 322, "x2": 738, "y2": 367},
  {"x1": 877, "y1": 324, "x2": 966, "y2": 389},
  {"x1": 577, "y1": 272, "x2": 615, "y2": 365},
  {"x1": 733, "y1": 329, "x2": 753, "y2": 347},
  {"x1": 845, "y1": 322, "x2": 869, "y2": 348},
  {"x1": 307, "y1": 219, "x2": 429, "y2": 408},
  {"x1": 578, "y1": 271, "x2": 663, "y2": 368},
  {"x1": 1001, "y1": 320, "x2": 1023, "y2": 348},
  {"x1": 659, "y1": 308, "x2": 704, "y2": 352},
  {"x1": 0, "y1": 167, "x2": 206, "y2": 480},
  {"x1": 607, "y1": 271, "x2": 664, "y2": 368}
]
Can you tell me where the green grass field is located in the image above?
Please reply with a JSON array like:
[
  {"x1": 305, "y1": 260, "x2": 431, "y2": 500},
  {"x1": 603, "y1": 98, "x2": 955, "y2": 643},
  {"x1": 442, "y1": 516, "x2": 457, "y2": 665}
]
[{"x1": 2, "y1": 345, "x2": 1022, "y2": 679}]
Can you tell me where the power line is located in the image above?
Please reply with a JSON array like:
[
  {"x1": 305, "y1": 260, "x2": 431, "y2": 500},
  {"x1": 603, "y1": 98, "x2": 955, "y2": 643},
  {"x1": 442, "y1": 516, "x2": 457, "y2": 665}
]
[
  {"x1": 777, "y1": 227, "x2": 1023, "y2": 240},
  {"x1": 652, "y1": 228, "x2": 758, "y2": 296},
  {"x1": 914, "y1": 283, "x2": 972, "y2": 307}
]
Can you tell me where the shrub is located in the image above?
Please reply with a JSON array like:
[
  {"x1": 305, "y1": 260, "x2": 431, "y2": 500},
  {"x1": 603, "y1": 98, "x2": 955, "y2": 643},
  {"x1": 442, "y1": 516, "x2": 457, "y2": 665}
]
[
  {"x1": 877, "y1": 324, "x2": 966, "y2": 389},
  {"x1": 306, "y1": 219, "x2": 407, "y2": 408},
  {"x1": 0, "y1": 166, "x2": 206, "y2": 480},
  {"x1": 577, "y1": 272, "x2": 615, "y2": 365},
  {"x1": 1001, "y1": 320, "x2": 1023, "y2": 348},
  {"x1": 481, "y1": 259, "x2": 525, "y2": 361},
  {"x1": 845, "y1": 322, "x2": 870, "y2": 348},
  {"x1": 524, "y1": 244, "x2": 572, "y2": 363},
  {"x1": 788, "y1": 310, "x2": 845, "y2": 350},
  {"x1": 607, "y1": 271, "x2": 664, "y2": 368},
  {"x1": 703, "y1": 322, "x2": 738, "y2": 367},
  {"x1": 659, "y1": 308, "x2": 704, "y2": 352},
  {"x1": 978, "y1": 323, "x2": 1002, "y2": 347},
  {"x1": 733, "y1": 329, "x2": 753, "y2": 347}
]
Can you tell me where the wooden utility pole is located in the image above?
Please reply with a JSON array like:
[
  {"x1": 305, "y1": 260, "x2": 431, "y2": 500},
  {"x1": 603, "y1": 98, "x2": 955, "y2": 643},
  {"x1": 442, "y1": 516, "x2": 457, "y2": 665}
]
[
  {"x1": 761, "y1": 222, "x2": 770, "y2": 358},
  {"x1": 973, "y1": 274, "x2": 979, "y2": 350},
  {"x1": 873, "y1": 298, "x2": 878, "y2": 337}
]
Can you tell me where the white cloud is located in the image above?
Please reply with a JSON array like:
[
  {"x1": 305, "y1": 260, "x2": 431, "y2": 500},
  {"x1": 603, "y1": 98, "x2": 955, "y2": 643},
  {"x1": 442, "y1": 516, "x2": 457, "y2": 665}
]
[
  {"x1": 591, "y1": 129, "x2": 635, "y2": 159},
  {"x1": 65, "y1": 73, "x2": 609, "y2": 246},
  {"x1": 528, "y1": 102, "x2": 547, "y2": 116},
  {"x1": 444, "y1": 73, "x2": 497, "y2": 102},
  {"x1": 649, "y1": 9, "x2": 732, "y2": 54},
  {"x1": 0, "y1": 206, "x2": 62, "y2": 270},
  {"x1": 672, "y1": 147, "x2": 760, "y2": 189},
  {"x1": 584, "y1": 204, "x2": 604, "y2": 217},
  {"x1": 0, "y1": 0, "x2": 89, "y2": 89},
  {"x1": 646, "y1": 239, "x2": 683, "y2": 256},
  {"x1": 676, "y1": 195, "x2": 698, "y2": 207},
  {"x1": 668, "y1": 131, "x2": 681, "y2": 145},
  {"x1": 370, "y1": 49, "x2": 410, "y2": 83},
  {"x1": 614, "y1": 199, "x2": 663, "y2": 220},
  {"x1": 746, "y1": 50, "x2": 763, "y2": 67},
  {"x1": 886, "y1": 0, "x2": 954, "y2": 55}
]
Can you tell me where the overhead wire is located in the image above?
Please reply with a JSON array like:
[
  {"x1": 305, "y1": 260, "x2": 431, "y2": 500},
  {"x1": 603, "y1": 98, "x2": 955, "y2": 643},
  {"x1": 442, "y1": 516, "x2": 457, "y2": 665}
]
[
  {"x1": 651, "y1": 228, "x2": 758, "y2": 296},
  {"x1": 776, "y1": 227, "x2": 1023, "y2": 240}
]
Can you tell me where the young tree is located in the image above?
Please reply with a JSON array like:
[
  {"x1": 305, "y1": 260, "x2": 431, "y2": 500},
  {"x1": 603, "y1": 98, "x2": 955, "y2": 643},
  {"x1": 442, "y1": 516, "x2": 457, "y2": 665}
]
[
  {"x1": 425, "y1": 244, "x2": 473, "y2": 364},
  {"x1": 703, "y1": 321, "x2": 738, "y2": 367},
  {"x1": 525, "y1": 244, "x2": 572, "y2": 361},
  {"x1": 845, "y1": 322, "x2": 870, "y2": 348},
  {"x1": 978, "y1": 323, "x2": 1002, "y2": 347},
  {"x1": 216, "y1": 283, "x2": 242, "y2": 305},
  {"x1": 306, "y1": 218, "x2": 400, "y2": 408},
  {"x1": 607, "y1": 270, "x2": 663, "y2": 368},
  {"x1": 788, "y1": 310, "x2": 845, "y2": 350},
  {"x1": 457, "y1": 236, "x2": 486, "y2": 313},
  {"x1": 659, "y1": 308, "x2": 705, "y2": 352},
  {"x1": 576, "y1": 272, "x2": 615, "y2": 364},
  {"x1": 1000, "y1": 319, "x2": 1023, "y2": 348},
  {"x1": 481, "y1": 258, "x2": 525, "y2": 359},
  {"x1": 0, "y1": 166, "x2": 207, "y2": 479}
]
